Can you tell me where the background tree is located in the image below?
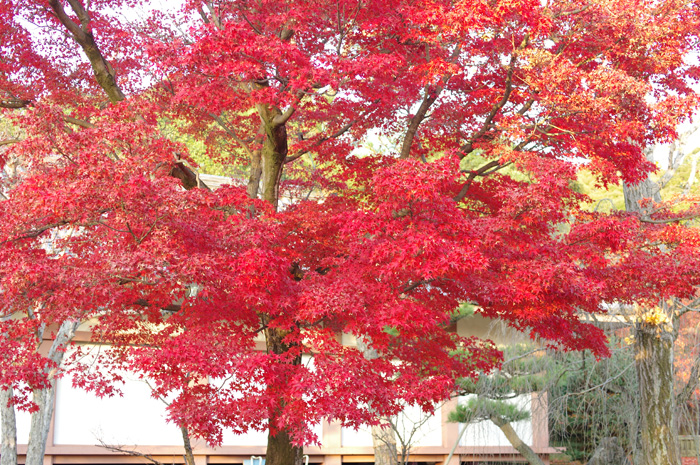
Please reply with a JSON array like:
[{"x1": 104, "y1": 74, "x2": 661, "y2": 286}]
[{"x1": 449, "y1": 344, "x2": 553, "y2": 465}]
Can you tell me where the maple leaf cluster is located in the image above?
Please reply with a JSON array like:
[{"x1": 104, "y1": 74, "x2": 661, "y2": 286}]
[{"x1": 0, "y1": 0, "x2": 700, "y2": 446}]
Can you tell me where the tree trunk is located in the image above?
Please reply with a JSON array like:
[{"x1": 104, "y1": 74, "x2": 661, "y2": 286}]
[
  {"x1": 1, "y1": 387, "x2": 17, "y2": 465},
  {"x1": 624, "y1": 174, "x2": 681, "y2": 465},
  {"x1": 634, "y1": 318, "x2": 680, "y2": 465},
  {"x1": 356, "y1": 337, "x2": 398, "y2": 465},
  {"x1": 181, "y1": 426, "x2": 196, "y2": 465},
  {"x1": 489, "y1": 416, "x2": 545, "y2": 465},
  {"x1": 265, "y1": 428, "x2": 302, "y2": 465},
  {"x1": 256, "y1": 104, "x2": 288, "y2": 210},
  {"x1": 264, "y1": 325, "x2": 303, "y2": 465},
  {"x1": 25, "y1": 320, "x2": 79, "y2": 465},
  {"x1": 623, "y1": 181, "x2": 660, "y2": 214},
  {"x1": 247, "y1": 149, "x2": 263, "y2": 199},
  {"x1": 255, "y1": 91, "x2": 301, "y2": 465}
]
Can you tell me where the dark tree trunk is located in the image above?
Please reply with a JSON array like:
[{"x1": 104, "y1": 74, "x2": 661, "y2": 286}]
[
  {"x1": 266, "y1": 428, "x2": 303, "y2": 465},
  {"x1": 264, "y1": 325, "x2": 303, "y2": 465}
]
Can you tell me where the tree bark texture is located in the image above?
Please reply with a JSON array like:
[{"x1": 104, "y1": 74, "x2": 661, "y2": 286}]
[
  {"x1": 625, "y1": 173, "x2": 680, "y2": 465},
  {"x1": 255, "y1": 97, "x2": 289, "y2": 210},
  {"x1": 489, "y1": 416, "x2": 545, "y2": 465},
  {"x1": 634, "y1": 319, "x2": 680, "y2": 465},
  {"x1": 47, "y1": 0, "x2": 126, "y2": 104},
  {"x1": 622, "y1": 171, "x2": 661, "y2": 215},
  {"x1": 247, "y1": 149, "x2": 263, "y2": 199},
  {"x1": 1, "y1": 387, "x2": 17, "y2": 465},
  {"x1": 265, "y1": 428, "x2": 302, "y2": 465},
  {"x1": 25, "y1": 320, "x2": 79, "y2": 465}
]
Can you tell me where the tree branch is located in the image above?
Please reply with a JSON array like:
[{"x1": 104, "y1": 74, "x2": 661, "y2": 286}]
[
  {"x1": 132, "y1": 298, "x2": 182, "y2": 313},
  {"x1": 63, "y1": 116, "x2": 95, "y2": 129},
  {"x1": 459, "y1": 35, "x2": 528, "y2": 158},
  {"x1": 97, "y1": 439, "x2": 164, "y2": 465},
  {"x1": 285, "y1": 121, "x2": 355, "y2": 163},
  {"x1": 676, "y1": 354, "x2": 700, "y2": 406},
  {"x1": 210, "y1": 113, "x2": 255, "y2": 159},
  {"x1": 399, "y1": 44, "x2": 461, "y2": 159},
  {"x1": 0, "y1": 220, "x2": 70, "y2": 246},
  {"x1": 48, "y1": 0, "x2": 126, "y2": 103},
  {"x1": 639, "y1": 213, "x2": 700, "y2": 224},
  {"x1": 170, "y1": 157, "x2": 211, "y2": 191},
  {"x1": 453, "y1": 160, "x2": 512, "y2": 202},
  {"x1": 272, "y1": 105, "x2": 296, "y2": 126},
  {"x1": 0, "y1": 98, "x2": 31, "y2": 109},
  {"x1": 0, "y1": 138, "x2": 20, "y2": 147}
]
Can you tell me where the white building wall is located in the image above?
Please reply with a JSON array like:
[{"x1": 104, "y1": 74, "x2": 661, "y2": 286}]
[{"x1": 53, "y1": 373, "x2": 184, "y2": 446}]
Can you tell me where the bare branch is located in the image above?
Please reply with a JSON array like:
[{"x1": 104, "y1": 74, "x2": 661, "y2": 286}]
[
  {"x1": 459, "y1": 35, "x2": 529, "y2": 158},
  {"x1": 0, "y1": 220, "x2": 70, "y2": 246},
  {"x1": 399, "y1": 44, "x2": 461, "y2": 159},
  {"x1": 204, "y1": 1, "x2": 222, "y2": 29},
  {"x1": 0, "y1": 98, "x2": 31, "y2": 109},
  {"x1": 210, "y1": 113, "x2": 256, "y2": 159},
  {"x1": 554, "y1": 2, "x2": 592, "y2": 18},
  {"x1": 132, "y1": 298, "x2": 182, "y2": 313},
  {"x1": 285, "y1": 121, "x2": 355, "y2": 164},
  {"x1": 568, "y1": 362, "x2": 635, "y2": 396},
  {"x1": 63, "y1": 116, "x2": 95, "y2": 129},
  {"x1": 639, "y1": 213, "x2": 700, "y2": 224},
  {"x1": 0, "y1": 138, "x2": 20, "y2": 147},
  {"x1": 97, "y1": 439, "x2": 164, "y2": 465},
  {"x1": 453, "y1": 160, "x2": 512, "y2": 203}
]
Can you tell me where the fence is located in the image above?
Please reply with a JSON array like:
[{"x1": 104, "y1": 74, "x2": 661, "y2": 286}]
[{"x1": 681, "y1": 436, "x2": 700, "y2": 457}]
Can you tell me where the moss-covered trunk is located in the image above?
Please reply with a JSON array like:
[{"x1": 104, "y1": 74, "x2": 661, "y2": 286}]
[
  {"x1": 255, "y1": 103, "x2": 288, "y2": 210},
  {"x1": 255, "y1": 74, "x2": 298, "y2": 465}
]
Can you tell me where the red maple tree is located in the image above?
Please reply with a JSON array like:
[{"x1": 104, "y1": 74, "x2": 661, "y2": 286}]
[{"x1": 1, "y1": 1, "x2": 700, "y2": 464}]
